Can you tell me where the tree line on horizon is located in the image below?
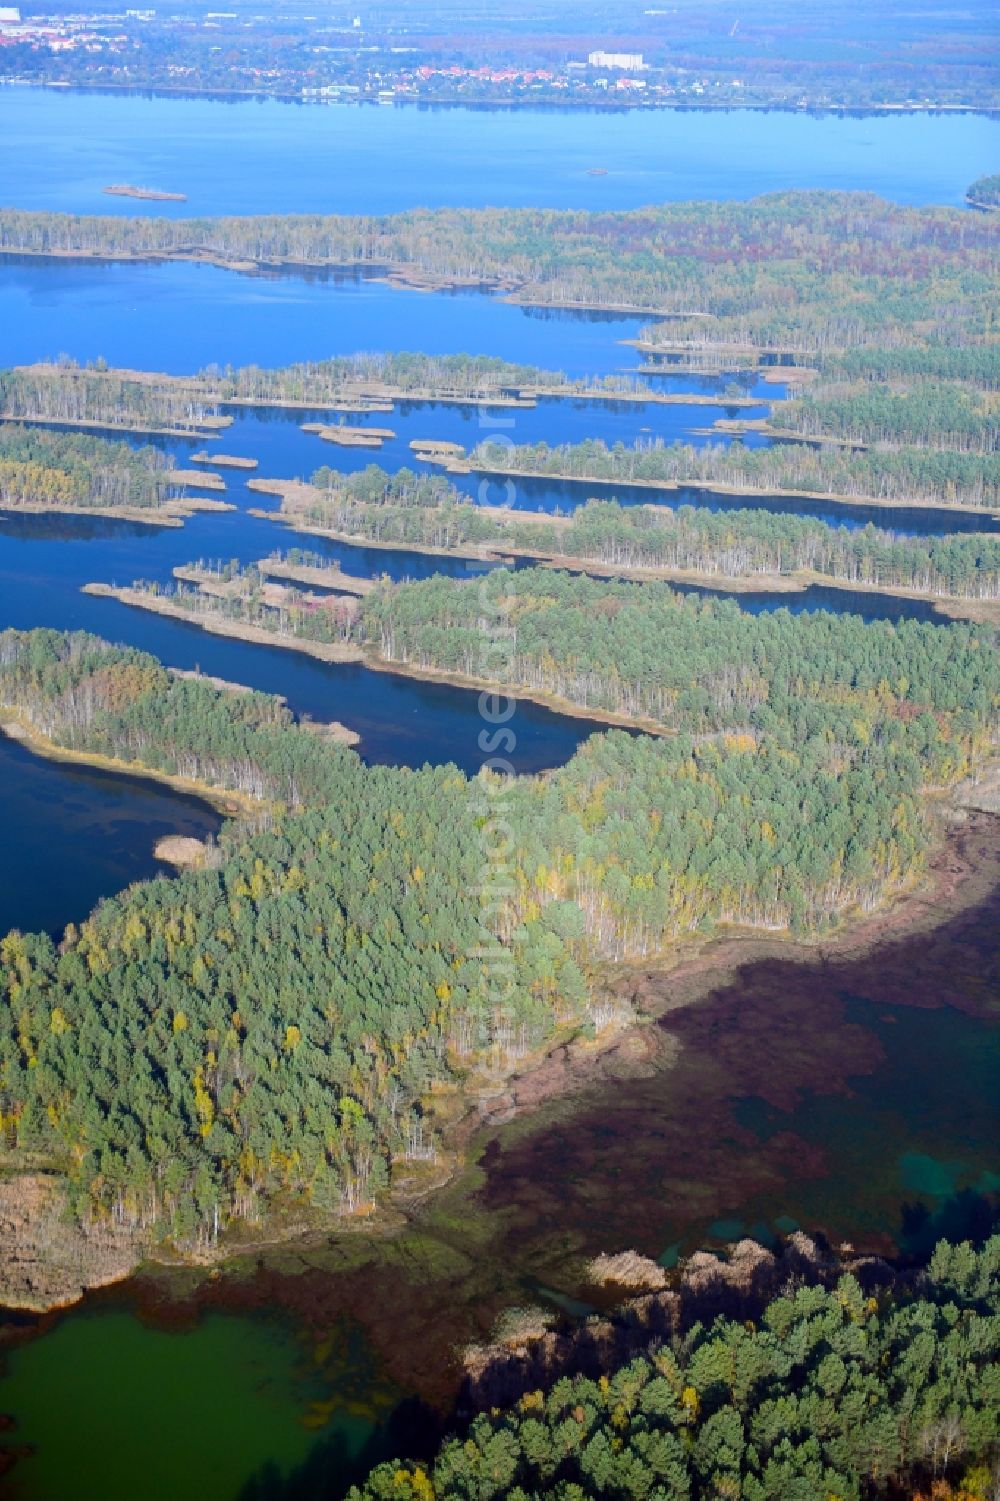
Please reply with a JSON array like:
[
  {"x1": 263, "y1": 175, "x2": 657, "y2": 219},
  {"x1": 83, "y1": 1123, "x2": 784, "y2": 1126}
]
[{"x1": 0, "y1": 192, "x2": 992, "y2": 334}]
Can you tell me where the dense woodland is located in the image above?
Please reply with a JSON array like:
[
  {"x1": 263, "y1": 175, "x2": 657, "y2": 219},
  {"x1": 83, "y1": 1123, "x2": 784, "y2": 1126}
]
[
  {"x1": 1, "y1": 615, "x2": 995, "y2": 1237},
  {"x1": 0, "y1": 423, "x2": 169, "y2": 511},
  {"x1": 466, "y1": 436, "x2": 1000, "y2": 509},
  {"x1": 0, "y1": 194, "x2": 993, "y2": 336},
  {"x1": 779, "y1": 381, "x2": 998, "y2": 455},
  {"x1": 825, "y1": 346, "x2": 999, "y2": 389},
  {"x1": 353, "y1": 569, "x2": 999, "y2": 749},
  {"x1": 300, "y1": 470, "x2": 1000, "y2": 599},
  {"x1": 351, "y1": 1237, "x2": 1000, "y2": 1501}
]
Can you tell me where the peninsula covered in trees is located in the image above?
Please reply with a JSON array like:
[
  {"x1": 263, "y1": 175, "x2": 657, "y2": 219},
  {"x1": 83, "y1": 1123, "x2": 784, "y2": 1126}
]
[
  {"x1": 0, "y1": 612, "x2": 994, "y2": 1250},
  {"x1": 350, "y1": 1235, "x2": 1000, "y2": 1501},
  {"x1": 271, "y1": 469, "x2": 1000, "y2": 609},
  {"x1": 458, "y1": 435, "x2": 999, "y2": 511},
  {"x1": 90, "y1": 561, "x2": 998, "y2": 770},
  {"x1": 0, "y1": 193, "x2": 992, "y2": 333},
  {"x1": 0, "y1": 356, "x2": 655, "y2": 434}
]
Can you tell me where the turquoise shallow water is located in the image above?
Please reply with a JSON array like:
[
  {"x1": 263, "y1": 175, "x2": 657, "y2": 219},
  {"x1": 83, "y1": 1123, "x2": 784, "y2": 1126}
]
[{"x1": 1, "y1": 857, "x2": 996, "y2": 1499}]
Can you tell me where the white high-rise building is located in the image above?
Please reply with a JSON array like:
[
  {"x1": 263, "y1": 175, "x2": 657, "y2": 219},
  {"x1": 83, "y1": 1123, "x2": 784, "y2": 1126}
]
[{"x1": 587, "y1": 50, "x2": 644, "y2": 71}]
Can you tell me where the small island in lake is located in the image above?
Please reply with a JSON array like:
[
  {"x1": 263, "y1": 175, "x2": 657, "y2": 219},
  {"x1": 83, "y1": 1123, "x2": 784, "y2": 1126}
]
[
  {"x1": 965, "y1": 172, "x2": 1000, "y2": 211},
  {"x1": 102, "y1": 184, "x2": 187, "y2": 202}
]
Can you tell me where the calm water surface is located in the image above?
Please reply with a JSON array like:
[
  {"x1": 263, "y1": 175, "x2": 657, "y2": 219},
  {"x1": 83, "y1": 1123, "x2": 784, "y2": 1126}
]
[
  {"x1": 2, "y1": 89, "x2": 996, "y2": 214},
  {"x1": 2, "y1": 862, "x2": 996, "y2": 1500},
  {"x1": 0, "y1": 730, "x2": 222, "y2": 937},
  {"x1": 0, "y1": 1307, "x2": 396, "y2": 1501},
  {"x1": 1, "y1": 87, "x2": 998, "y2": 1501},
  {"x1": 0, "y1": 259, "x2": 653, "y2": 373}
]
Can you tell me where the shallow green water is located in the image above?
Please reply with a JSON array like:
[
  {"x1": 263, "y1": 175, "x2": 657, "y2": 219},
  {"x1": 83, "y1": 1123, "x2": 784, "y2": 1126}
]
[
  {"x1": 0, "y1": 1308, "x2": 388, "y2": 1501},
  {"x1": 2, "y1": 886, "x2": 997, "y2": 1497}
]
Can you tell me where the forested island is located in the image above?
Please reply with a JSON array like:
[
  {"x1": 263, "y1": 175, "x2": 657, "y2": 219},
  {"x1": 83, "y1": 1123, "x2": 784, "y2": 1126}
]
[
  {"x1": 260, "y1": 467, "x2": 1000, "y2": 613},
  {"x1": 0, "y1": 423, "x2": 227, "y2": 521},
  {"x1": 454, "y1": 435, "x2": 999, "y2": 511}
]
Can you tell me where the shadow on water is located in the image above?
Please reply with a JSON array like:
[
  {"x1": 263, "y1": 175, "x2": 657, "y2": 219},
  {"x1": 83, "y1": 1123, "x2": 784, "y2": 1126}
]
[
  {"x1": 465, "y1": 827, "x2": 1000, "y2": 1287},
  {"x1": 237, "y1": 1398, "x2": 444, "y2": 1501},
  {"x1": 899, "y1": 1189, "x2": 1000, "y2": 1261}
]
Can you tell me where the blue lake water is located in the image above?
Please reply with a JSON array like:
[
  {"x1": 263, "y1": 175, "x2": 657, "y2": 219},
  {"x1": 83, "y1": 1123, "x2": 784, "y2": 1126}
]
[
  {"x1": 135, "y1": 391, "x2": 774, "y2": 481},
  {"x1": 0, "y1": 381, "x2": 985, "y2": 777},
  {"x1": 0, "y1": 84, "x2": 998, "y2": 1501},
  {"x1": 2, "y1": 87, "x2": 997, "y2": 214},
  {"x1": 0, "y1": 509, "x2": 605, "y2": 776},
  {"x1": 0, "y1": 257, "x2": 654, "y2": 374},
  {"x1": 0, "y1": 728, "x2": 223, "y2": 937},
  {"x1": 20, "y1": 392, "x2": 998, "y2": 543}
]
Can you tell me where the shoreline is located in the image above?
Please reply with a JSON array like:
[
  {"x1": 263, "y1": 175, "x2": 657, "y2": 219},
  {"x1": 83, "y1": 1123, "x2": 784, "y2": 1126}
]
[
  {"x1": 190, "y1": 450, "x2": 256, "y2": 469},
  {"x1": 446, "y1": 790, "x2": 1000, "y2": 1160},
  {"x1": 0, "y1": 711, "x2": 257, "y2": 819},
  {"x1": 251, "y1": 503, "x2": 518, "y2": 564},
  {"x1": 80, "y1": 581, "x2": 674, "y2": 736},
  {"x1": 0, "y1": 410, "x2": 222, "y2": 439},
  {"x1": 435, "y1": 458, "x2": 999, "y2": 519},
  {"x1": 0, "y1": 245, "x2": 832, "y2": 328},
  {"x1": 253, "y1": 484, "x2": 1000, "y2": 620},
  {"x1": 81, "y1": 582, "x2": 367, "y2": 663},
  {"x1": 521, "y1": 552, "x2": 1000, "y2": 622},
  {"x1": 527, "y1": 553, "x2": 1000, "y2": 620},
  {"x1": 257, "y1": 556, "x2": 375, "y2": 596},
  {"x1": 4, "y1": 82, "x2": 996, "y2": 117},
  {"x1": 2, "y1": 786, "x2": 994, "y2": 1315},
  {"x1": 0, "y1": 494, "x2": 233, "y2": 527},
  {"x1": 10, "y1": 360, "x2": 769, "y2": 416}
]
